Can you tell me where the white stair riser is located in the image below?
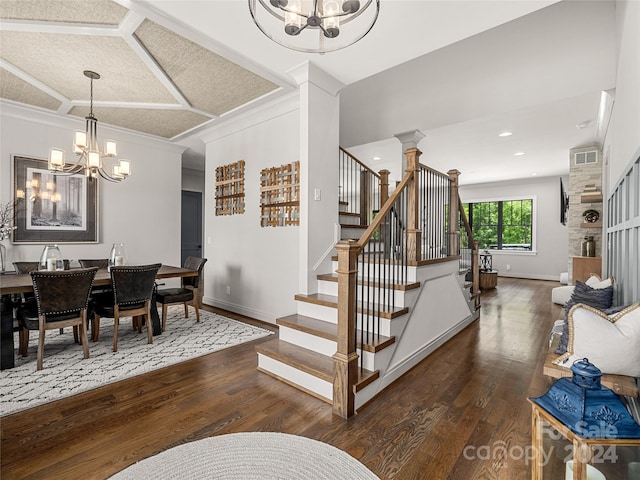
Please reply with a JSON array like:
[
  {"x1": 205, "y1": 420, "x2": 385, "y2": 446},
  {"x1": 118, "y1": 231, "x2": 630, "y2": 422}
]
[
  {"x1": 339, "y1": 214, "x2": 362, "y2": 226},
  {"x1": 278, "y1": 326, "x2": 393, "y2": 373},
  {"x1": 317, "y1": 280, "x2": 408, "y2": 306},
  {"x1": 354, "y1": 378, "x2": 381, "y2": 411},
  {"x1": 296, "y1": 301, "x2": 398, "y2": 337},
  {"x1": 257, "y1": 353, "x2": 332, "y2": 401},
  {"x1": 358, "y1": 342, "x2": 395, "y2": 372},
  {"x1": 296, "y1": 302, "x2": 337, "y2": 323},
  {"x1": 279, "y1": 326, "x2": 336, "y2": 357},
  {"x1": 332, "y1": 261, "x2": 418, "y2": 282},
  {"x1": 340, "y1": 226, "x2": 367, "y2": 240}
]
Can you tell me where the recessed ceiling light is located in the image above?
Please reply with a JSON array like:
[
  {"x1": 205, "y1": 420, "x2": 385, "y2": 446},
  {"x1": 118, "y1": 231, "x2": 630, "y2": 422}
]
[
  {"x1": 372, "y1": 156, "x2": 382, "y2": 161},
  {"x1": 576, "y1": 120, "x2": 591, "y2": 130},
  {"x1": 531, "y1": 173, "x2": 538, "y2": 176},
  {"x1": 514, "y1": 152, "x2": 525, "y2": 156},
  {"x1": 498, "y1": 131, "x2": 512, "y2": 137}
]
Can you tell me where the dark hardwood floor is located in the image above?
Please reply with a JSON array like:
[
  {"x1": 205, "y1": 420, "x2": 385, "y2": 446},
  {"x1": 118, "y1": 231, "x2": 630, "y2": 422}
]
[{"x1": 1, "y1": 278, "x2": 563, "y2": 479}]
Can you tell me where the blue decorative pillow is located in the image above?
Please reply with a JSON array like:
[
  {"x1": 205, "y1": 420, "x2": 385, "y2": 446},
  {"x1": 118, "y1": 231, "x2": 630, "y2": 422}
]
[{"x1": 554, "y1": 281, "x2": 614, "y2": 354}]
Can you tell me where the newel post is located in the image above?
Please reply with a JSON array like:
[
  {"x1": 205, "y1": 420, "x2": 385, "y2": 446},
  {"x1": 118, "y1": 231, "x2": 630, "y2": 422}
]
[
  {"x1": 333, "y1": 240, "x2": 359, "y2": 418},
  {"x1": 405, "y1": 148, "x2": 421, "y2": 263},
  {"x1": 447, "y1": 169, "x2": 461, "y2": 256},
  {"x1": 472, "y1": 240, "x2": 480, "y2": 297},
  {"x1": 378, "y1": 169, "x2": 390, "y2": 206}
]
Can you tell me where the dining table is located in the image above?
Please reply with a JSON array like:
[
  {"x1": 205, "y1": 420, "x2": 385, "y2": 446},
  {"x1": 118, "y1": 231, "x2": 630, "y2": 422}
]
[{"x1": 0, "y1": 265, "x2": 198, "y2": 370}]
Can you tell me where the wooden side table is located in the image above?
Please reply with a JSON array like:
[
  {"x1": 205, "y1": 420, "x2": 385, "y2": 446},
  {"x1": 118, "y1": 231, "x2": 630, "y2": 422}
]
[
  {"x1": 529, "y1": 400, "x2": 640, "y2": 479},
  {"x1": 572, "y1": 256, "x2": 602, "y2": 283},
  {"x1": 479, "y1": 270, "x2": 498, "y2": 289}
]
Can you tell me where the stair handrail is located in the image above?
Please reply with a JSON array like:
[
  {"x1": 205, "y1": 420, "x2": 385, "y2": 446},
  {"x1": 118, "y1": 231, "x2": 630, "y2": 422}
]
[
  {"x1": 355, "y1": 172, "x2": 413, "y2": 252},
  {"x1": 339, "y1": 147, "x2": 382, "y2": 180},
  {"x1": 339, "y1": 148, "x2": 390, "y2": 223}
]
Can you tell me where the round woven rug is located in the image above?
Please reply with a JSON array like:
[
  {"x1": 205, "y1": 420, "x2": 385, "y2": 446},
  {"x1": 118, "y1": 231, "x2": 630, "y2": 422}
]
[{"x1": 109, "y1": 432, "x2": 379, "y2": 480}]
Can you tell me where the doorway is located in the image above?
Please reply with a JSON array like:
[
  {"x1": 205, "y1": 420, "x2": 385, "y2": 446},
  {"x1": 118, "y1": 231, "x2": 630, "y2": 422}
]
[{"x1": 181, "y1": 190, "x2": 203, "y2": 265}]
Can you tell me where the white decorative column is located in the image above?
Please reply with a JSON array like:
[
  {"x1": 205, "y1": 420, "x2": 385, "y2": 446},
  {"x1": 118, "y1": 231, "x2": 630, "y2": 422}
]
[
  {"x1": 394, "y1": 130, "x2": 425, "y2": 173},
  {"x1": 288, "y1": 61, "x2": 344, "y2": 294}
]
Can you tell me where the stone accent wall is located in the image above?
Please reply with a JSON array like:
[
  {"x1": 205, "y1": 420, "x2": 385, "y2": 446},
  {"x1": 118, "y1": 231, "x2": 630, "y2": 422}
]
[{"x1": 568, "y1": 146, "x2": 603, "y2": 282}]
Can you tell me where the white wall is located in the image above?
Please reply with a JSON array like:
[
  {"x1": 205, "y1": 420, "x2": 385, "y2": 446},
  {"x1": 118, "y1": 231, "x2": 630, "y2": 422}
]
[
  {"x1": 182, "y1": 167, "x2": 205, "y2": 193},
  {"x1": 606, "y1": 0, "x2": 640, "y2": 190},
  {"x1": 201, "y1": 96, "x2": 300, "y2": 324},
  {"x1": 460, "y1": 175, "x2": 568, "y2": 281},
  {"x1": 1, "y1": 104, "x2": 184, "y2": 269}
]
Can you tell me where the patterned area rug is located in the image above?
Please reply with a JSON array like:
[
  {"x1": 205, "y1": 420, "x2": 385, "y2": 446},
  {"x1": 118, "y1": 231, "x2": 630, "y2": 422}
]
[
  {"x1": 109, "y1": 432, "x2": 379, "y2": 480},
  {"x1": 0, "y1": 306, "x2": 273, "y2": 416}
]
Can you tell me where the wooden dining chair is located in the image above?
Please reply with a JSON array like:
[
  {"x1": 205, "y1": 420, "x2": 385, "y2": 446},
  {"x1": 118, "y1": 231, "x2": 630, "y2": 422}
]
[
  {"x1": 19, "y1": 267, "x2": 98, "y2": 370},
  {"x1": 91, "y1": 263, "x2": 161, "y2": 352},
  {"x1": 155, "y1": 257, "x2": 207, "y2": 332}
]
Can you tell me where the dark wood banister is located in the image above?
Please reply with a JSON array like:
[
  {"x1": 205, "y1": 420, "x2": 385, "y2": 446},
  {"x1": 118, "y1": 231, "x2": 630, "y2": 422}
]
[
  {"x1": 340, "y1": 147, "x2": 381, "y2": 180},
  {"x1": 458, "y1": 193, "x2": 472, "y2": 239},
  {"x1": 356, "y1": 172, "x2": 414, "y2": 251}
]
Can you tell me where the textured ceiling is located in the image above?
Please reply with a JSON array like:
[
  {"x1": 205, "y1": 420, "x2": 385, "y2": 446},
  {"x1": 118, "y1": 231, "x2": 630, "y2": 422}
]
[{"x1": 0, "y1": 0, "x2": 282, "y2": 140}]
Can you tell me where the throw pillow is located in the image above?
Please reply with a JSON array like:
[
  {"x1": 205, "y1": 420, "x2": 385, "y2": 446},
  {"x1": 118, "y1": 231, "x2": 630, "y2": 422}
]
[
  {"x1": 554, "y1": 303, "x2": 640, "y2": 377},
  {"x1": 554, "y1": 279, "x2": 614, "y2": 354}
]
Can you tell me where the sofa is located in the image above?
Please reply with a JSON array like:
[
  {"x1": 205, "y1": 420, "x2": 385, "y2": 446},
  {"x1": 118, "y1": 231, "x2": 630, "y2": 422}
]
[{"x1": 551, "y1": 274, "x2": 612, "y2": 305}]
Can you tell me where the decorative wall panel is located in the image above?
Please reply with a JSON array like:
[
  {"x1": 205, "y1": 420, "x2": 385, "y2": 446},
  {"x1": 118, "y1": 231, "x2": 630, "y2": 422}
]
[
  {"x1": 215, "y1": 160, "x2": 245, "y2": 215},
  {"x1": 260, "y1": 161, "x2": 300, "y2": 227}
]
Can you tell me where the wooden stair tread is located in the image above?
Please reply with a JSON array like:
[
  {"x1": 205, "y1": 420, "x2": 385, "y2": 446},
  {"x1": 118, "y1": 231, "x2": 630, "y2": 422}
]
[
  {"x1": 317, "y1": 273, "x2": 420, "y2": 291},
  {"x1": 340, "y1": 223, "x2": 368, "y2": 229},
  {"x1": 339, "y1": 212, "x2": 360, "y2": 217},
  {"x1": 256, "y1": 338, "x2": 379, "y2": 390},
  {"x1": 294, "y1": 293, "x2": 408, "y2": 318},
  {"x1": 277, "y1": 314, "x2": 395, "y2": 353}
]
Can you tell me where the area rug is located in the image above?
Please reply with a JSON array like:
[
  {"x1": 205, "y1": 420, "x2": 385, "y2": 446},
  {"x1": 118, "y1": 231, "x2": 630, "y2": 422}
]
[
  {"x1": 109, "y1": 432, "x2": 379, "y2": 480},
  {"x1": 0, "y1": 306, "x2": 273, "y2": 416}
]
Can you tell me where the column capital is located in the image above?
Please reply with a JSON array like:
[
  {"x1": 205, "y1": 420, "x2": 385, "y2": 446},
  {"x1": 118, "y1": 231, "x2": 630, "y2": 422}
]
[
  {"x1": 394, "y1": 130, "x2": 426, "y2": 150},
  {"x1": 286, "y1": 61, "x2": 344, "y2": 96}
]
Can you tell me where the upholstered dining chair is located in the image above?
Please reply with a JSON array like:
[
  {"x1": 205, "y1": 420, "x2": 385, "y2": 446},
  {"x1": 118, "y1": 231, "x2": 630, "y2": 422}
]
[
  {"x1": 78, "y1": 259, "x2": 109, "y2": 269},
  {"x1": 91, "y1": 263, "x2": 161, "y2": 352},
  {"x1": 19, "y1": 267, "x2": 98, "y2": 370},
  {"x1": 79, "y1": 258, "x2": 112, "y2": 297},
  {"x1": 14, "y1": 260, "x2": 71, "y2": 272},
  {"x1": 13, "y1": 261, "x2": 40, "y2": 275},
  {"x1": 14, "y1": 260, "x2": 74, "y2": 337},
  {"x1": 155, "y1": 257, "x2": 207, "y2": 332}
]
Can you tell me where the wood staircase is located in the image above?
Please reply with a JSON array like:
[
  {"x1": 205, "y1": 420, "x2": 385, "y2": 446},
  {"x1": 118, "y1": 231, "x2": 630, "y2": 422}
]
[{"x1": 256, "y1": 147, "x2": 480, "y2": 417}]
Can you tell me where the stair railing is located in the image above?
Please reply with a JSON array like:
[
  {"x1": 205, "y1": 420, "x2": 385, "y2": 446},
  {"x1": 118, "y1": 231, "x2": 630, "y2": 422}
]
[
  {"x1": 339, "y1": 147, "x2": 389, "y2": 225},
  {"x1": 458, "y1": 196, "x2": 480, "y2": 309},
  {"x1": 334, "y1": 147, "x2": 467, "y2": 418}
]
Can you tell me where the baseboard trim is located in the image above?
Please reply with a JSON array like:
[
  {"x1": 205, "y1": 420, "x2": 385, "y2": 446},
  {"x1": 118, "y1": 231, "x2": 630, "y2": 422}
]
[
  {"x1": 498, "y1": 273, "x2": 560, "y2": 282},
  {"x1": 203, "y1": 296, "x2": 277, "y2": 325}
]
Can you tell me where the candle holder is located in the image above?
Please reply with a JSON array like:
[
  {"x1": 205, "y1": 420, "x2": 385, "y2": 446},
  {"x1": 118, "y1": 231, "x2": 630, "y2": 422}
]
[
  {"x1": 108, "y1": 243, "x2": 127, "y2": 271},
  {"x1": 39, "y1": 244, "x2": 63, "y2": 271}
]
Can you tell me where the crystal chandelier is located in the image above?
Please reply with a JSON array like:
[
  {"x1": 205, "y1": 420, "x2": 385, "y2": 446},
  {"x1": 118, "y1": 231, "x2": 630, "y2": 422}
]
[
  {"x1": 248, "y1": 0, "x2": 379, "y2": 53},
  {"x1": 49, "y1": 70, "x2": 131, "y2": 182}
]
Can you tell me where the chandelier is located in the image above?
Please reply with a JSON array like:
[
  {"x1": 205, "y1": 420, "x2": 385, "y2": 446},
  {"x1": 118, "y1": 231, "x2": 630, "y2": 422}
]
[
  {"x1": 49, "y1": 70, "x2": 131, "y2": 182},
  {"x1": 248, "y1": 0, "x2": 379, "y2": 54}
]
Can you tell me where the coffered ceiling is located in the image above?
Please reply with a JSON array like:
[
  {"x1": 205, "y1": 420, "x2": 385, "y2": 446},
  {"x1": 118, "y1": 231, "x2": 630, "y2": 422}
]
[{"x1": 0, "y1": 0, "x2": 285, "y2": 141}]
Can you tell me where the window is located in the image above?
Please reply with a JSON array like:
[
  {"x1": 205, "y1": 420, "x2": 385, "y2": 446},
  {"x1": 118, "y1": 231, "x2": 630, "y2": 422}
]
[{"x1": 463, "y1": 199, "x2": 533, "y2": 251}]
